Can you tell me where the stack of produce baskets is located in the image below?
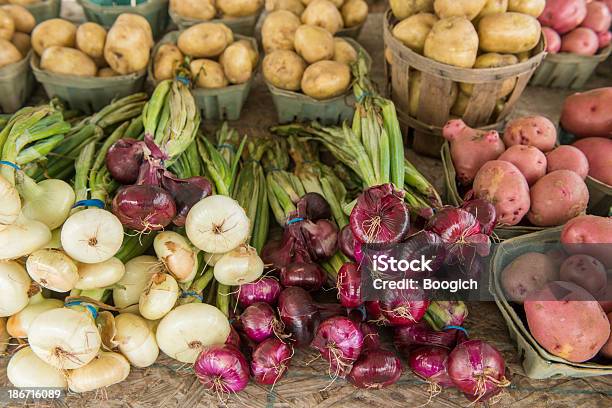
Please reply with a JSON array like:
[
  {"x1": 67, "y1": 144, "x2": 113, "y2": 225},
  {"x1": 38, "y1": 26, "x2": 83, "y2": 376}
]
[
  {"x1": 24, "y1": 0, "x2": 61, "y2": 23},
  {"x1": 0, "y1": 52, "x2": 34, "y2": 114}
]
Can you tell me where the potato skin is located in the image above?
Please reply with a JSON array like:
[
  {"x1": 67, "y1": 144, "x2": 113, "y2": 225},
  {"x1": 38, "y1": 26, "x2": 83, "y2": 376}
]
[
  {"x1": 301, "y1": 60, "x2": 351, "y2": 100},
  {"x1": 262, "y1": 10, "x2": 301, "y2": 52},
  {"x1": 154, "y1": 43, "x2": 184, "y2": 81},
  {"x1": 104, "y1": 23, "x2": 150, "y2": 74},
  {"x1": 478, "y1": 12, "x2": 541, "y2": 53},
  {"x1": 217, "y1": 0, "x2": 263, "y2": 17},
  {"x1": 572, "y1": 137, "x2": 612, "y2": 186},
  {"x1": 424, "y1": 17, "x2": 479, "y2": 68},
  {"x1": 170, "y1": 0, "x2": 216, "y2": 21},
  {"x1": 0, "y1": 8, "x2": 14, "y2": 40},
  {"x1": 501, "y1": 252, "x2": 559, "y2": 303},
  {"x1": 98, "y1": 67, "x2": 119, "y2": 77},
  {"x1": 433, "y1": 0, "x2": 487, "y2": 20},
  {"x1": 545, "y1": 145, "x2": 589, "y2": 180},
  {"x1": 392, "y1": 13, "x2": 438, "y2": 54},
  {"x1": 507, "y1": 0, "x2": 545, "y2": 18},
  {"x1": 1, "y1": 5, "x2": 34, "y2": 33},
  {"x1": 235, "y1": 39, "x2": 258, "y2": 66},
  {"x1": 40, "y1": 46, "x2": 97, "y2": 77},
  {"x1": 561, "y1": 27, "x2": 599, "y2": 56},
  {"x1": 177, "y1": 22, "x2": 233, "y2": 58},
  {"x1": 115, "y1": 14, "x2": 153, "y2": 48},
  {"x1": 190, "y1": 59, "x2": 228, "y2": 88},
  {"x1": 503, "y1": 115, "x2": 556, "y2": 152},
  {"x1": 219, "y1": 41, "x2": 254, "y2": 84},
  {"x1": 265, "y1": 0, "x2": 305, "y2": 15},
  {"x1": 76, "y1": 22, "x2": 106, "y2": 60},
  {"x1": 476, "y1": 0, "x2": 508, "y2": 19},
  {"x1": 333, "y1": 38, "x2": 357, "y2": 65},
  {"x1": 459, "y1": 53, "x2": 518, "y2": 97},
  {"x1": 560, "y1": 254, "x2": 607, "y2": 297},
  {"x1": 294, "y1": 24, "x2": 334, "y2": 64},
  {"x1": 31, "y1": 19, "x2": 77, "y2": 55},
  {"x1": 262, "y1": 49, "x2": 305, "y2": 91},
  {"x1": 0, "y1": 38, "x2": 21, "y2": 68},
  {"x1": 390, "y1": 0, "x2": 433, "y2": 20},
  {"x1": 561, "y1": 88, "x2": 612, "y2": 139},
  {"x1": 498, "y1": 145, "x2": 546, "y2": 186},
  {"x1": 341, "y1": 0, "x2": 368, "y2": 28},
  {"x1": 301, "y1": 0, "x2": 343, "y2": 34},
  {"x1": 10, "y1": 31, "x2": 29, "y2": 56}
]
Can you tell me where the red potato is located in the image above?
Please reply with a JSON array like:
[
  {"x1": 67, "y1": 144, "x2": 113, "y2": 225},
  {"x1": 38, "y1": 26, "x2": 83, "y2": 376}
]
[
  {"x1": 538, "y1": 0, "x2": 587, "y2": 34},
  {"x1": 542, "y1": 26, "x2": 562, "y2": 53},
  {"x1": 503, "y1": 116, "x2": 557, "y2": 151},
  {"x1": 560, "y1": 27, "x2": 599, "y2": 55},
  {"x1": 501, "y1": 252, "x2": 560, "y2": 303},
  {"x1": 581, "y1": 1, "x2": 612, "y2": 32},
  {"x1": 572, "y1": 137, "x2": 612, "y2": 185},
  {"x1": 561, "y1": 88, "x2": 612, "y2": 139},
  {"x1": 560, "y1": 254, "x2": 607, "y2": 296},
  {"x1": 546, "y1": 248, "x2": 569, "y2": 270},
  {"x1": 561, "y1": 215, "x2": 612, "y2": 268},
  {"x1": 473, "y1": 160, "x2": 531, "y2": 226},
  {"x1": 527, "y1": 170, "x2": 589, "y2": 227},
  {"x1": 598, "y1": 30, "x2": 612, "y2": 48},
  {"x1": 524, "y1": 281, "x2": 609, "y2": 363},
  {"x1": 600, "y1": 312, "x2": 612, "y2": 359},
  {"x1": 545, "y1": 145, "x2": 589, "y2": 179},
  {"x1": 603, "y1": 0, "x2": 612, "y2": 11},
  {"x1": 498, "y1": 145, "x2": 547, "y2": 185},
  {"x1": 442, "y1": 119, "x2": 505, "y2": 185},
  {"x1": 598, "y1": 282, "x2": 612, "y2": 313}
]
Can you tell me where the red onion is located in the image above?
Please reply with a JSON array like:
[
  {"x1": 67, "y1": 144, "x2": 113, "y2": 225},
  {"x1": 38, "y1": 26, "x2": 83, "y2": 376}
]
[
  {"x1": 350, "y1": 184, "x2": 410, "y2": 244},
  {"x1": 393, "y1": 322, "x2": 458, "y2": 354},
  {"x1": 237, "y1": 277, "x2": 282, "y2": 307},
  {"x1": 296, "y1": 192, "x2": 331, "y2": 221},
  {"x1": 424, "y1": 301, "x2": 468, "y2": 331},
  {"x1": 194, "y1": 345, "x2": 250, "y2": 394},
  {"x1": 315, "y1": 302, "x2": 346, "y2": 320},
  {"x1": 106, "y1": 138, "x2": 144, "y2": 184},
  {"x1": 161, "y1": 174, "x2": 212, "y2": 227},
  {"x1": 409, "y1": 346, "x2": 455, "y2": 389},
  {"x1": 448, "y1": 340, "x2": 510, "y2": 402},
  {"x1": 278, "y1": 287, "x2": 320, "y2": 348},
  {"x1": 338, "y1": 225, "x2": 356, "y2": 259},
  {"x1": 280, "y1": 262, "x2": 326, "y2": 291},
  {"x1": 359, "y1": 322, "x2": 381, "y2": 352},
  {"x1": 251, "y1": 338, "x2": 293, "y2": 385},
  {"x1": 380, "y1": 287, "x2": 429, "y2": 326},
  {"x1": 226, "y1": 325, "x2": 241, "y2": 349},
  {"x1": 354, "y1": 241, "x2": 364, "y2": 263},
  {"x1": 111, "y1": 185, "x2": 176, "y2": 231},
  {"x1": 301, "y1": 219, "x2": 338, "y2": 260},
  {"x1": 348, "y1": 349, "x2": 402, "y2": 389},
  {"x1": 365, "y1": 301, "x2": 389, "y2": 325},
  {"x1": 461, "y1": 199, "x2": 497, "y2": 236},
  {"x1": 337, "y1": 262, "x2": 362, "y2": 308},
  {"x1": 261, "y1": 239, "x2": 293, "y2": 269},
  {"x1": 239, "y1": 302, "x2": 282, "y2": 343},
  {"x1": 399, "y1": 231, "x2": 445, "y2": 277},
  {"x1": 312, "y1": 316, "x2": 364, "y2": 378}
]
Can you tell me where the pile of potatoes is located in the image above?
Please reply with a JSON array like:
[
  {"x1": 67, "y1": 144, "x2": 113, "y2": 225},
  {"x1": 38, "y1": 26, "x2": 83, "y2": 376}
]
[
  {"x1": 32, "y1": 14, "x2": 153, "y2": 78},
  {"x1": 0, "y1": 5, "x2": 34, "y2": 69},
  {"x1": 261, "y1": 10, "x2": 360, "y2": 100},
  {"x1": 266, "y1": 0, "x2": 368, "y2": 33},
  {"x1": 153, "y1": 22, "x2": 258, "y2": 89},
  {"x1": 170, "y1": 0, "x2": 264, "y2": 21},
  {"x1": 444, "y1": 116, "x2": 591, "y2": 228}
]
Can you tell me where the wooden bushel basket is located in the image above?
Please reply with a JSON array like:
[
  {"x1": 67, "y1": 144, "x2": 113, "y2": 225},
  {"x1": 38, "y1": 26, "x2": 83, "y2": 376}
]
[{"x1": 383, "y1": 10, "x2": 546, "y2": 157}]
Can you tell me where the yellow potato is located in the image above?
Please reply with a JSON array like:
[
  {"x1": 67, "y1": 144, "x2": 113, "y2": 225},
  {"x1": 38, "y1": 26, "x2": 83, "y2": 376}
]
[
  {"x1": 115, "y1": 13, "x2": 153, "y2": 49},
  {"x1": 170, "y1": 0, "x2": 216, "y2": 21},
  {"x1": 40, "y1": 46, "x2": 97, "y2": 77},
  {"x1": 190, "y1": 59, "x2": 228, "y2": 88},
  {"x1": 424, "y1": 17, "x2": 478, "y2": 68},
  {"x1": 217, "y1": 0, "x2": 263, "y2": 17},
  {"x1": 154, "y1": 43, "x2": 184, "y2": 81},
  {"x1": 341, "y1": 0, "x2": 368, "y2": 28},
  {"x1": 263, "y1": 10, "x2": 302, "y2": 53},
  {"x1": 0, "y1": 38, "x2": 21, "y2": 68},
  {"x1": 390, "y1": 0, "x2": 433, "y2": 20},
  {"x1": 104, "y1": 23, "x2": 150, "y2": 74},
  {"x1": 493, "y1": 97, "x2": 506, "y2": 117},
  {"x1": 301, "y1": 0, "x2": 343, "y2": 34},
  {"x1": 392, "y1": 13, "x2": 438, "y2": 54},
  {"x1": 98, "y1": 67, "x2": 119, "y2": 77},
  {"x1": 31, "y1": 19, "x2": 77, "y2": 55},
  {"x1": 476, "y1": 0, "x2": 507, "y2": 19},
  {"x1": 76, "y1": 23, "x2": 106, "y2": 61},
  {"x1": 262, "y1": 49, "x2": 305, "y2": 91},
  {"x1": 219, "y1": 41, "x2": 254, "y2": 84},
  {"x1": 459, "y1": 53, "x2": 518, "y2": 97},
  {"x1": 451, "y1": 91, "x2": 470, "y2": 116},
  {"x1": 10, "y1": 31, "x2": 29, "y2": 56},
  {"x1": 333, "y1": 38, "x2": 357, "y2": 65},
  {"x1": 265, "y1": 0, "x2": 304, "y2": 15},
  {"x1": 516, "y1": 50, "x2": 530, "y2": 62},
  {"x1": 177, "y1": 22, "x2": 233, "y2": 58},
  {"x1": 294, "y1": 24, "x2": 334, "y2": 64},
  {"x1": 478, "y1": 12, "x2": 541, "y2": 53},
  {"x1": 301, "y1": 60, "x2": 351, "y2": 100},
  {"x1": 0, "y1": 8, "x2": 14, "y2": 40},
  {"x1": 235, "y1": 39, "x2": 258, "y2": 66},
  {"x1": 302, "y1": 0, "x2": 343, "y2": 6},
  {"x1": 507, "y1": 0, "x2": 544, "y2": 17},
  {"x1": 434, "y1": 0, "x2": 487, "y2": 20},
  {"x1": 1, "y1": 5, "x2": 34, "y2": 33}
]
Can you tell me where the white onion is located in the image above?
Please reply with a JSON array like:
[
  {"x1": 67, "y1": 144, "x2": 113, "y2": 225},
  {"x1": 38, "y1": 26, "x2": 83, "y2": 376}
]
[
  {"x1": 67, "y1": 352, "x2": 130, "y2": 393},
  {"x1": 28, "y1": 308, "x2": 101, "y2": 369},
  {"x1": 156, "y1": 303, "x2": 230, "y2": 363},
  {"x1": 0, "y1": 214, "x2": 52, "y2": 260},
  {"x1": 214, "y1": 244, "x2": 264, "y2": 285},
  {"x1": 114, "y1": 313, "x2": 159, "y2": 368},
  {"x1": 153, "y1": 231, "x2": 198, "y2": 283},
  {"x1": 0, "y1": 260, "x2": 31, "y2": 317},
  {"x1": 0, "y1": 174, "x2": 21, "y2": 231},
  {"x1": 139, "y1": 273, "x2": 179, "y2": 320},
  {"x1": 75, "y1": 257, "x2": 126, "y2": 290},
  {"x1": 7, "y1": 295, "x2": 63, "y2": 338},
  {"x1": 185, "y1": 195, "x2": 250, "y2": 254},
  {"x1": 113, "y1": 255, "x2": 159, "y2": 309},
  {"x1": 61, "y1": 208, "x2": 124, "y2": 264},
  {"x1": 26, "y1": 249, "x2": 79, "y2": 292},
  {"x1": 7, "y1": 347, "x2": 67, "y2": 388},
  {"x1": 19, "y1": 177, "x2": 75, "y2": 230}
]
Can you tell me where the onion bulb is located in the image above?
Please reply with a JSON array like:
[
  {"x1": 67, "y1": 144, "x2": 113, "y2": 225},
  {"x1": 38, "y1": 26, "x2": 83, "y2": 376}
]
[
  {"x1": 7, "y1": 347, "x2": 67, "y2": 388},
  {"x1": 18, "y1": 176, "x2": 75, "y2": 230},
  {"x1": 26, "y1": 249, "x2": 79, "y2": 292},
  {"x1": 0, "y1": 214, "x2": 52, "y2": 260},
  {"x1": 153, "y1": 231, "x2": 198, "y2": 283},
  {"x1": 114, "y1": 313, "x2": 159, "y2": 368},
  {"x1": 139, "y1": 273, "x2": 179, "y2": 320},
  {"x1": 7, "y1": 294, "x2": 63, "y2": 338},
  {"x1": 0, "y1": 260, "x2": 32, "y2": 317},
  {"x1": 156, "y1": 303, "x2": 230, "y2": 363},
  {"x1": 113, "y1": 255, "x2": 159, "y2": 309},
  {"x1": 67, "y1": 352, "x2": 130, "y2": 393},
  {"x1": 0, "y1": 317, "x2": 9, "y2": 353},
  {"x1": 214, "y1": 244, "x2": 264, "y2": 286},
  {"x1": 0, "y1": 174, "x2": 20, "y2": 231},
  {"x1": 28, "y1": 308, "x2": 101, "y2": 369},
  {"x1": 61, "y1": 208, "x2": 124, "y2": 264},
  {"x1": 75, "y1": 257, "x2": 126, "y2": 290},
  {"x1": 186, "y1": 195, "x2": 250, "y2": 254}
]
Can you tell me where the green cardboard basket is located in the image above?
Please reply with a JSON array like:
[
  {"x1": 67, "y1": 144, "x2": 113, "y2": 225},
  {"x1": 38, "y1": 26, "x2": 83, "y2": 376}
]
[
  {"x1": 26, "y1": 0, "x2": 61, "y2": 23},
  {"x1": 168, "y1": 9, "x2": 262, "y2": 37},
  {"x1": 0, "y1": 52, "x2": 34, "y2": 113}
]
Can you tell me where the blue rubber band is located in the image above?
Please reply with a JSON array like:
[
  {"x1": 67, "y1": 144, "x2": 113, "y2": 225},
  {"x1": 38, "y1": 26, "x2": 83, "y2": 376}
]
[
  {"x1": 72, "y1": 199, "x2": 105, "y2": 209},
  {"x1": 286, "y1": 217, "x2": 304, "y2": 225},
  {"x1": 0, "y1": 160, "x2": 20, "y2": 171},
  {"x1": 65, "y1": 301, "x2": 98, "y2": 320},
  {"x1": 176, "y1": 76, "x2": 190, "y2": 85},
  {"x1": 444, "y1": 325, "x2": 468, "y2": 336},
  {"x1": 180, "y1": 291, "x2": 203, "y2": 301},
  {"x1": 356, "y1": 91, "x2": 372, "y2": 103}
]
